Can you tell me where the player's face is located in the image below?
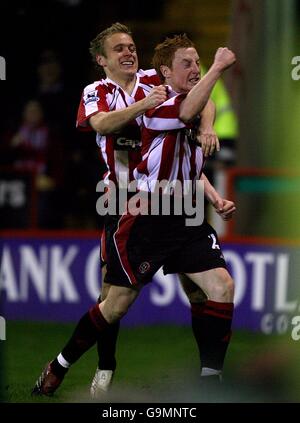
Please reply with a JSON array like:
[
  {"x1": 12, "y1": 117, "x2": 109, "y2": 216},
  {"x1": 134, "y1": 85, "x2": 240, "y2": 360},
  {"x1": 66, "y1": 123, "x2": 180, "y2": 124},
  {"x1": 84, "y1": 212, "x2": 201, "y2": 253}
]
[
  {"x1": 168, "y1": 47, "x2": 201, "y2": 93},
  {"x1": 101, "y1": 33, "x2": 138, "y2": 80}
]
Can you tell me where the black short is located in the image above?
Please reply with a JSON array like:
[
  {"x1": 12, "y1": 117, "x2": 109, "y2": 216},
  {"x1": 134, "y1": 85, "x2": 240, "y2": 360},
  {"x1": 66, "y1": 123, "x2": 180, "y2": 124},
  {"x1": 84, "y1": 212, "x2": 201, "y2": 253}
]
[
  {"x1": 100, "y1": 214, "x2": 121, "y2": 267},
  {"x1": 105, "y1": 214, "x2": 227, "y2": 287},
  {"x1": 100, "y1": 191, "x2": 136, "y2": 267}
]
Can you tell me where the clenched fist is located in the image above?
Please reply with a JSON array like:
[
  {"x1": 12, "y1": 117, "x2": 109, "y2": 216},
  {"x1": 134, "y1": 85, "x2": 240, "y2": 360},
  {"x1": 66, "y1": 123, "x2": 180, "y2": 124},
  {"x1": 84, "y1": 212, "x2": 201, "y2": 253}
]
[
  {"x1": 144, "y1": 85, "x2": 168, "y2": 109},
  {"x1": 213, "y1": 47, "x2": 236, "y2": 72},
  {"x1": 213, "y1": 198, "x2": 236, "y2": 221}
]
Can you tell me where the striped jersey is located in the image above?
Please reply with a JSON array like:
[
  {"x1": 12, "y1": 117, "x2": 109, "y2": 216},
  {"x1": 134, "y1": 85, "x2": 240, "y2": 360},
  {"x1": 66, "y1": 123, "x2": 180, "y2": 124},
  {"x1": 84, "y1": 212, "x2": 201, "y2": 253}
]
[
  {"x1": 76, "y1": 69, "x2": 160, "y2": 188},
  {"x1": 134, "y1": 87, "x2": 204, "y2": 193}
]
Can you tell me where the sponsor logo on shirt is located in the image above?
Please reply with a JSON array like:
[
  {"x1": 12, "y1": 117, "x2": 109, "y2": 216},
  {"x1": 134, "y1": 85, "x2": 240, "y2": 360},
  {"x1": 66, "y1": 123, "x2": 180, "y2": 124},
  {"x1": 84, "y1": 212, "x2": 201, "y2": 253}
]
[{"x1": 114, "y1": 137, "x2": 142, "y2": 150}]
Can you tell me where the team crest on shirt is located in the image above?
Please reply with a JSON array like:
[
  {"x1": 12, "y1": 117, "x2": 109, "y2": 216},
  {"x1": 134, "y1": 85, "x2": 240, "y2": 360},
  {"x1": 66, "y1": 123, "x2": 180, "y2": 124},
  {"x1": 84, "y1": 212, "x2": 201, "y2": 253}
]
[
  {"x1": 83, "y1": 90, "x2": 99, "y2": 105},
  {"x1": 138, "y1": 261, "x2": 151, "y2": 274}
]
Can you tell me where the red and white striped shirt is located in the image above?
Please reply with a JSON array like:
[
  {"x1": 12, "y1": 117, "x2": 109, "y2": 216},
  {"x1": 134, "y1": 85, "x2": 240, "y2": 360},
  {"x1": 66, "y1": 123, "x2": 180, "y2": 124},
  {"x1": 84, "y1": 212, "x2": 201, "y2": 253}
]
[
  {"x1": 76, "y1": 69, "x2": 160, "y2": 188},
  {"x1": 134, "y1": 88, "x2": 204, "y2": 192}
]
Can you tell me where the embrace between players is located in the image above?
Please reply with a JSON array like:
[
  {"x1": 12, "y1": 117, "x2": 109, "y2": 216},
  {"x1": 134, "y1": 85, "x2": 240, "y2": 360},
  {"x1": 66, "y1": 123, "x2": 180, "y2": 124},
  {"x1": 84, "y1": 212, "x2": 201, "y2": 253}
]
[{"x1": 32, "y1": 22, "x2": 236, "y2": 398}]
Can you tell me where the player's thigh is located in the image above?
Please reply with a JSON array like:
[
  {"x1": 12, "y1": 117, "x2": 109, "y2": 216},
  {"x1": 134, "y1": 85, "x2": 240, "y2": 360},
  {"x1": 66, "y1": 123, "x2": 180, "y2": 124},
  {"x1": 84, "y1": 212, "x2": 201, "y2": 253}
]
[
  {"x1": 178, "y1": 273, "x2": 207, "y2": 303},
  {"x1": 185, "y1": 268, "x2": 234, "y2": 302}
]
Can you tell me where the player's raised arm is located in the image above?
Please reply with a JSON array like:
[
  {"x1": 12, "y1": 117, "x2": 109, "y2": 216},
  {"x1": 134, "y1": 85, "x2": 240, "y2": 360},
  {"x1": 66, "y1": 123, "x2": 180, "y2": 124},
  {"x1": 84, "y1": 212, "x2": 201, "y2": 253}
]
[{"x1": 179, "y1": 48, "x2": 236, "y2": 123}]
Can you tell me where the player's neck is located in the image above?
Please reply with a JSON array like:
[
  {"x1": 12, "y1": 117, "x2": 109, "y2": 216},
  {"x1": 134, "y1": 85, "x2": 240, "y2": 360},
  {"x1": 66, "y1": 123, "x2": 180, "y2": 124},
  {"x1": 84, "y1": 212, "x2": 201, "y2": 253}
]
[{"x1": 110, "y1": 74, "x2": 137, "y2": 95}]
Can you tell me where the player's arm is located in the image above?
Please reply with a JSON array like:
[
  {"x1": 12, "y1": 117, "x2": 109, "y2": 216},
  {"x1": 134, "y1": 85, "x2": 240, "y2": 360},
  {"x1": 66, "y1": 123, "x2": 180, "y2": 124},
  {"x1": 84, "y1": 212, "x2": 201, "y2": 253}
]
[
  {"x1": 89, "y1": 85, "x2": 167, "y2": 134},
  {"x1": 198, "y1": 99, "x2": 220, "y2": 157},
  {"x1": 201, "y1": 173, "x2": 236, "y2": 220},
  {"x1": 179, "y1": 48, "x2": 236, "y2": 123}
]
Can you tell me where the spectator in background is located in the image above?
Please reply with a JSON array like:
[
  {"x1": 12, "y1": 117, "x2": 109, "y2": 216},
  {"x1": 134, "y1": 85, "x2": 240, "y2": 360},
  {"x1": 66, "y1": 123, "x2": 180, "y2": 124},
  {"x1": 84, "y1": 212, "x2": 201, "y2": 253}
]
[
  {"x1": 35, "y1": 49, "x2": 71, "y2": 130},
  {"x1": 35, "y1": 48, "x2": 101, "y2": 228},
  {"x1": 7, "y1": 99, "x2": 64, "y2": 228}
]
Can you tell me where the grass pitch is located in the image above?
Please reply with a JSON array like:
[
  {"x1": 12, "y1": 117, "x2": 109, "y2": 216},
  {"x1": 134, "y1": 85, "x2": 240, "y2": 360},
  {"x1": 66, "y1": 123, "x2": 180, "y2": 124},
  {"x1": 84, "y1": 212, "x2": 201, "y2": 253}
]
[{"x1": 1, "y1": 321, "x2": 300, "y2": 403}]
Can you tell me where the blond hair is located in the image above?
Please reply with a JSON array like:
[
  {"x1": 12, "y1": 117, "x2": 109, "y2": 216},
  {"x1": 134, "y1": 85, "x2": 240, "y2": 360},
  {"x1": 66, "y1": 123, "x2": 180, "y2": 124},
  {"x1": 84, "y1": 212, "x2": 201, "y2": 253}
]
[{"x1": 89, "y1": 22, "x2": 132, "y2": 65}]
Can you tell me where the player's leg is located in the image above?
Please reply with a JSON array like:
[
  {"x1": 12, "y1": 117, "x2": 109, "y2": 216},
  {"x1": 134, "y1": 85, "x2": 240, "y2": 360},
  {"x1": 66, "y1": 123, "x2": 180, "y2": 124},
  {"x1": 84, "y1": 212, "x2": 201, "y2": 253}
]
[
  {"x1": 99, "y1": 269, "x2": 120, "y2": 364},
  {"x1": 178, "y1": 273, "x2": 207, "y2": 303},
  {"x1": 90, "y1": 213, "x2": 121, "y2": 395},
  {"x1": 32, "y1": 284, "x2": 140, "y2": 396},
  {"x1": 90, "y1": 211, "x2": 164, "y2": 397},
  {"x1": 178, "y1": 274, "x2": 210, "y2": 376},
  {"x1": 91, "y1": 267, "x2": 120, "y2": 396},
  {"x1": 179, "y1": 274, "x2": 233, "y2": 383},
  {"x1": 184, "y1": 268, "x2": 234, "y2": 378},
  {"x1": 163, "y1": 220, "x2": 234, "y2": 380}
]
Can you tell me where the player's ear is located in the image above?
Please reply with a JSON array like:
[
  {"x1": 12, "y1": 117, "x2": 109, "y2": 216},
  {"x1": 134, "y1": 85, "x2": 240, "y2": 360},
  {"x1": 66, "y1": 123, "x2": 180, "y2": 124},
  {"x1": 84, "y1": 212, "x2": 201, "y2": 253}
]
[
  {"x1": 160, "y1": 65, "x2": 171, "y2": 79},
  {"x1": 96, "y1": 54, "x2": 106, "y2": 67}
]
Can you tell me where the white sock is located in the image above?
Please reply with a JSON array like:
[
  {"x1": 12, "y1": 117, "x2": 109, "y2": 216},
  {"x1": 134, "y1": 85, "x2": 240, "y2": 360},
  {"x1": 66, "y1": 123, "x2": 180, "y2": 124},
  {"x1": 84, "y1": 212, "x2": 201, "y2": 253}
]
[
  {"x1": 201, "y1": 367, "x2": 222, "y2": 377},
  {"x1": 57, "y1": 353, "x2": 71, "y2": 368}
]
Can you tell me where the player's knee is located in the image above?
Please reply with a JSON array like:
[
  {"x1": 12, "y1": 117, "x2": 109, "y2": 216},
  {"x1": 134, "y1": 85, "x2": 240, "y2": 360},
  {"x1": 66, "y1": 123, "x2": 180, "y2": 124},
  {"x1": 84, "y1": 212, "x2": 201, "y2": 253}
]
[
  {"x1": 209, "y1": 270, "x2": 234, "y2": 302},
  {"x1": 111, "y1": 290, "x2": 138, "y2": 320},
  {"x1": 110, "y1": 308, "x2": 126, "y2": 321},
  {"x1": 186, "y1": 288, "x2": 207, "y2": 303}
]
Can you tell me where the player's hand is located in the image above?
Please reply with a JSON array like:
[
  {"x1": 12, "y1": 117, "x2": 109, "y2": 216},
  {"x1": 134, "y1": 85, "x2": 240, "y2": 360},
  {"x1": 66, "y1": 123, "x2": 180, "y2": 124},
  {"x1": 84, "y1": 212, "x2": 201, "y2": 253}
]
[
  {"x1": 144, "y1": 85, "x2": 168, "y2": 109},
  {"x1": 213, "y1": 47, "x2": 236, "y2": 71},
  {"x1": 213, "y1": 198, "x2": 236, "y2": 221},
  {"x1": 197, "y1": 126, "x2": 220, "y2": 157}
]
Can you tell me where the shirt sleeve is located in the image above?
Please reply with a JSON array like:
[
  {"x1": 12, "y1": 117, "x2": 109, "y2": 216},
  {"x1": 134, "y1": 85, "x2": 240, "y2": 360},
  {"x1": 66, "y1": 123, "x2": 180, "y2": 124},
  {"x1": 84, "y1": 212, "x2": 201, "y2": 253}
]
[{"x1": 76, "y1": 83, "x2": 109, "y2": 131}]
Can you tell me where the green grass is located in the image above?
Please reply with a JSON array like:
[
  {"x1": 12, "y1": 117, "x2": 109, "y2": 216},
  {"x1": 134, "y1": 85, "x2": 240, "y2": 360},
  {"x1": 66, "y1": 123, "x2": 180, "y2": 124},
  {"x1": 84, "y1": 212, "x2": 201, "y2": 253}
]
[{"x1": 1, "y1": 321, "x2": 300, "y2": 403}]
